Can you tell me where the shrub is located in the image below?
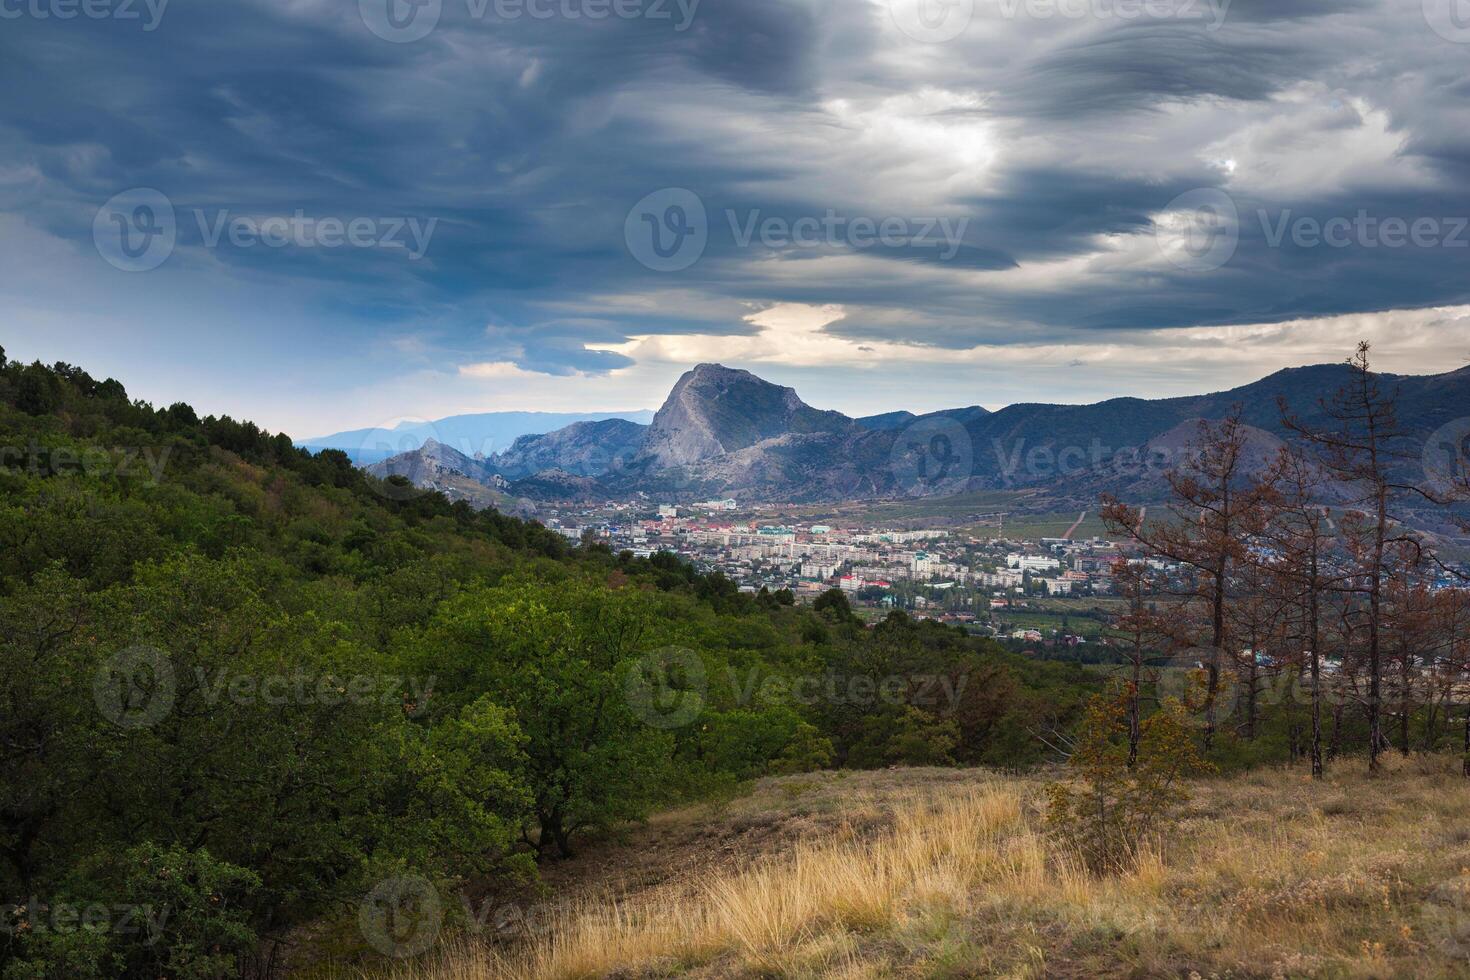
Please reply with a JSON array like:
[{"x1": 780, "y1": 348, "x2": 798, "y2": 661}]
[{"x1": 1046, "y1": 689, "x2": 1213, "y2": 871}]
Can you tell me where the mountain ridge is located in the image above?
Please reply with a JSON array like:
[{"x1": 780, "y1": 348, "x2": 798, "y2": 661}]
[{"x1": 365, "y1": 360, "x2": 1470, "y2": 509}]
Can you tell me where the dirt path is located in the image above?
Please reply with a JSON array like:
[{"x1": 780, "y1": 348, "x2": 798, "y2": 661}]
[{"x1": 1062, "y1": 511, "x2": 1087, "y2": 539}]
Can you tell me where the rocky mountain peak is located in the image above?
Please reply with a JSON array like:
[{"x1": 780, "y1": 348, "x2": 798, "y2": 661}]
[{"x1": 639, "y1": 363, "x2": 851, "y2": 469}]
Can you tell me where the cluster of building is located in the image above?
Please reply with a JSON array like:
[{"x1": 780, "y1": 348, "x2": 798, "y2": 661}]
[
  {"x1": 531, "y1": 494, "x2": 1470, "y2": 656},
  {"x1": 539, "y1": 501, "x2": 1162, "y2": 639}
]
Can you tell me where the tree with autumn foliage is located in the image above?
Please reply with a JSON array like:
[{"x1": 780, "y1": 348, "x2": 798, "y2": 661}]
[{"x1": 1102, "y1": 411, "x2": 1274, "y2": 751}]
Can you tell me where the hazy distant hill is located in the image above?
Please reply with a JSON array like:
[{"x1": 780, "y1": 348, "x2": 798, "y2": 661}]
[{"x1": 298, "y1": 409, "x2": 656, "y2": 465}]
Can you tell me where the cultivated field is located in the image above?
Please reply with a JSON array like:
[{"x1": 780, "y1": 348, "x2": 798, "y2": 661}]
[{"x1": 961, "y1": 510, "x2": 1113, "y2": 542}]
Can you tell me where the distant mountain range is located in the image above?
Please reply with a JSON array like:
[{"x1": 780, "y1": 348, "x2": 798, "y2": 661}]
[
  {"x1": 298, "y1": 410, "x2": 657, "y2": 465},
  {"x1": 355, "y1": 361, "x2": 1470, "y2": 527}
]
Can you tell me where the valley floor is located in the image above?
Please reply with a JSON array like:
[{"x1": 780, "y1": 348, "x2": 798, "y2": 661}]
[{"x1": 356, "y1": 758, "x2": 1470, "y2": 979}]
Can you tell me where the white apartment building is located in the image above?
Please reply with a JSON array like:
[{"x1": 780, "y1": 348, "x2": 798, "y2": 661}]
[
  {"x1": 911, "y1": 552, "x2": 965, "y2": 579},
  {"x1": 850, "y1": 529, "x2": 949, "y2": 545},
  {"x1": 1007, "y1": 554, "x2": 1061, "y2": 573},
  {"x1": 980, "y1": 570, "x2": 1024, "y2": 589}
]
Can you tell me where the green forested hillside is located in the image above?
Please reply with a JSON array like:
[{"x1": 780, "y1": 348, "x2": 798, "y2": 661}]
[{"x1": 0, "y1": 350, "x2": 1098, "y2": 978}]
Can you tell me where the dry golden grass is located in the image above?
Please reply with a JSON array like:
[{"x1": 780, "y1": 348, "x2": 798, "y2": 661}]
[{"x1": 356, "y1": 756, "x2": 1470, "y2": 979}]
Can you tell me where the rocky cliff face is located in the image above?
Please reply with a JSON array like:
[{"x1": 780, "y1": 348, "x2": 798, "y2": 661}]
[
  {"x1": 365, "y1": 438, "x2": 498, "y2": 485},
  {"x1": 637, "y1": 363, "x2": 855, "y2": 469},
  {"x1": 364, "y1": 438, "x2": 510, "y2": 508},
  {"x1": 492, "y1": 418, "x2": 648, "y2": 479}
]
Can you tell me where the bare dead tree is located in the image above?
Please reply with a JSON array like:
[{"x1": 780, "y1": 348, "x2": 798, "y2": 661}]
[
  {"x1": 1433, "y1": 587, "x2": 1470, "y2": 778},
  {"x1": 1281, "y1": 342, "x2": 1436, "y2": 772},
  {"x1": 1255, "y1": 445, "x2": 1342, "y2": 777},
  {"x1": 1226, "y1": 555, "x2": 1293, "y2": 743},
  {"x1": 1102, "y1": 410, "x2": 1272, "y2": 752},
  {"x1": 1108, "y1": 558, "x2": 1171, "y2": 767}
]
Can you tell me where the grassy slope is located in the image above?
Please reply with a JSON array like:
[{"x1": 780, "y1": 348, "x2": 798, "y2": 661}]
[{"x1": 352, "y1": 758, "x2": 1470, "y2": 979}]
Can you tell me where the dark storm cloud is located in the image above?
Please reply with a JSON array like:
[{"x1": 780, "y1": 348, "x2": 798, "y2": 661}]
[
  {"x1": 1222, "y1": 0, "x2": 1375, "y2": 21},
  {"x1": 1, "y1": 0, "x2": 1467, "y2": 378},
  {"x1": 995, "y1": 25, "x2": 1313, "y2": 118},
  {"x1": 960, "y1": 168, "x2": 1198, "y2": 258},
  {"x1": 671, "y1": 0, "x2": 822, "y2": 93}
]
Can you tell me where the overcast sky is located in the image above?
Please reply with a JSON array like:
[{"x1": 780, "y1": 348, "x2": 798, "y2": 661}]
[{"x1": 4, "y1": 0, "x2": 1470, "y2": 438}]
